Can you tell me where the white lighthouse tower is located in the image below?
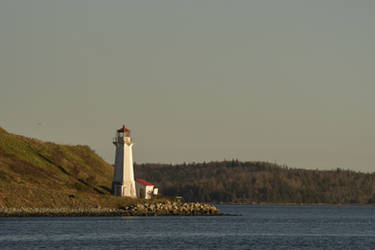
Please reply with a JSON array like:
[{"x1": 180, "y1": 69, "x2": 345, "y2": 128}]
[{"x1": 112, "y1": 125, "x2": 137, "y2": 197}]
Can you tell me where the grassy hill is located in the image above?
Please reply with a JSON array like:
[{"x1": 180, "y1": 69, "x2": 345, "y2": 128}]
[
  {"x1": 0, "y1": 126, "x2": 136, "y2": 208},
  {"x1": 135, "y1": 161, "x2": 375, "y2": 204}
]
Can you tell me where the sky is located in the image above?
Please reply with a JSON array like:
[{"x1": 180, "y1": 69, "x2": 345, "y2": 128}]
[{"x1": 0, "y1": 0, "x2": 374, "y2": 172}]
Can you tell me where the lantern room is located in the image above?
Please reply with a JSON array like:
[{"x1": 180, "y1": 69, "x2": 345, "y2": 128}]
[
  {"x1": 113, "y1": 125, "x2": 132, "y2": 145},
  {"x1": 117, "y1": 125, "x2": 131, "y2": 137}
]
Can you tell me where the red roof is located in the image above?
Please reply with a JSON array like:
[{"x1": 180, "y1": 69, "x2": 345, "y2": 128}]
[
  {"x1": 136, "y1": 178, "x2": 154, "y2": 186},
  {"x1": 117, "y1": 125, "x2": 131, "y2": 134}
]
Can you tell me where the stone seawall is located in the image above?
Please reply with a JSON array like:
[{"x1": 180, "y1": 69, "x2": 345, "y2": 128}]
[{"x1": 0, "y1": 202, "x2": 222, "y2": 217}]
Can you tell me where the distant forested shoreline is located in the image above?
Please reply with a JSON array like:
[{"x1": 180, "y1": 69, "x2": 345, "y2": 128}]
[{"x1": 135, "y1": 161, "x2": 375, "y2": 204}]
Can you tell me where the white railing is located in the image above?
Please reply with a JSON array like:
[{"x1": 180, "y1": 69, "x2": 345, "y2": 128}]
[{"x1": 113, "y1": 136, "x2": 132, "y2": 144}]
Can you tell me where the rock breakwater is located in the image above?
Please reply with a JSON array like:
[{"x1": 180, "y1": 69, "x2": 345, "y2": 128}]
[
  {"x1": 0, "y1": 201, "x2": 222, "y2": 217},
  {"x1": 123, "y1": 201, "x2": 221, "y2": 216}
]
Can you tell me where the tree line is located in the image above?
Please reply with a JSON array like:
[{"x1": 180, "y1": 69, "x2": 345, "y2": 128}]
[{"x1": 134, "y1": 160, "x2": 375, "y2": 204}]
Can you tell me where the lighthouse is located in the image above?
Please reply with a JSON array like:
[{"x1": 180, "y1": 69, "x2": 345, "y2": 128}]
[{"x1": 112, "y1": 125, "x2": 137, "y2": 197}]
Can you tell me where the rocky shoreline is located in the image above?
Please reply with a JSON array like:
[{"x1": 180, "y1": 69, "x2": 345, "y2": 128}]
[{"x1": 0, "y1": 201, "x2": 223, "y2": 217}]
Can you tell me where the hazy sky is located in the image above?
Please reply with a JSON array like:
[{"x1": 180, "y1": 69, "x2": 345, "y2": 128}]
[{"x1": 1, "y1": 1, "x2": 374, "y2": 172}]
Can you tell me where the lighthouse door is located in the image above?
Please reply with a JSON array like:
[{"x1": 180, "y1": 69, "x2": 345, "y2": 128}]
[{"x1": 115, "y1": 185, "x2": 122, "y2": 196}]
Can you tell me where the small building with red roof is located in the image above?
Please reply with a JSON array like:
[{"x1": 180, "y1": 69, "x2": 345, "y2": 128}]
[{"x1": 135, "y1": 178, "x2": 158, "y2": 199}]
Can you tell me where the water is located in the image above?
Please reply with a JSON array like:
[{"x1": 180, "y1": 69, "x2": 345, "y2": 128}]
[{"x1": 0, "y1": 205, "x2": 374, "y2": 249}]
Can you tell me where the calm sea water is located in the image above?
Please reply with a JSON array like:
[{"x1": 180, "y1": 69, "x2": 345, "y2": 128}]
[{"x1": 0, "y1": 205, "x2": 374, "y2": 249}]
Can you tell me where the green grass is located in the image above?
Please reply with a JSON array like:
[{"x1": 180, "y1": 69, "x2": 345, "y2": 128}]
[{"x1": 0, "y1": 126, "x2": 139, "y2": 208}]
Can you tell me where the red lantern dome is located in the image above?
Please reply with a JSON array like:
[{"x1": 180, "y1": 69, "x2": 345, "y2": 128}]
[{"x1": 117, "y1": 125, "x2": 131, "y2": 134}]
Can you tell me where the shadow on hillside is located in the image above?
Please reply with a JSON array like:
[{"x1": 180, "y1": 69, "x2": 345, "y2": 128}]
[
  {"x1": 99, "y1": 185, "x2": 112, "y2": 194},
  {"x1": 37, "y1": 152, "x2": 71, "y2": 176}
]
